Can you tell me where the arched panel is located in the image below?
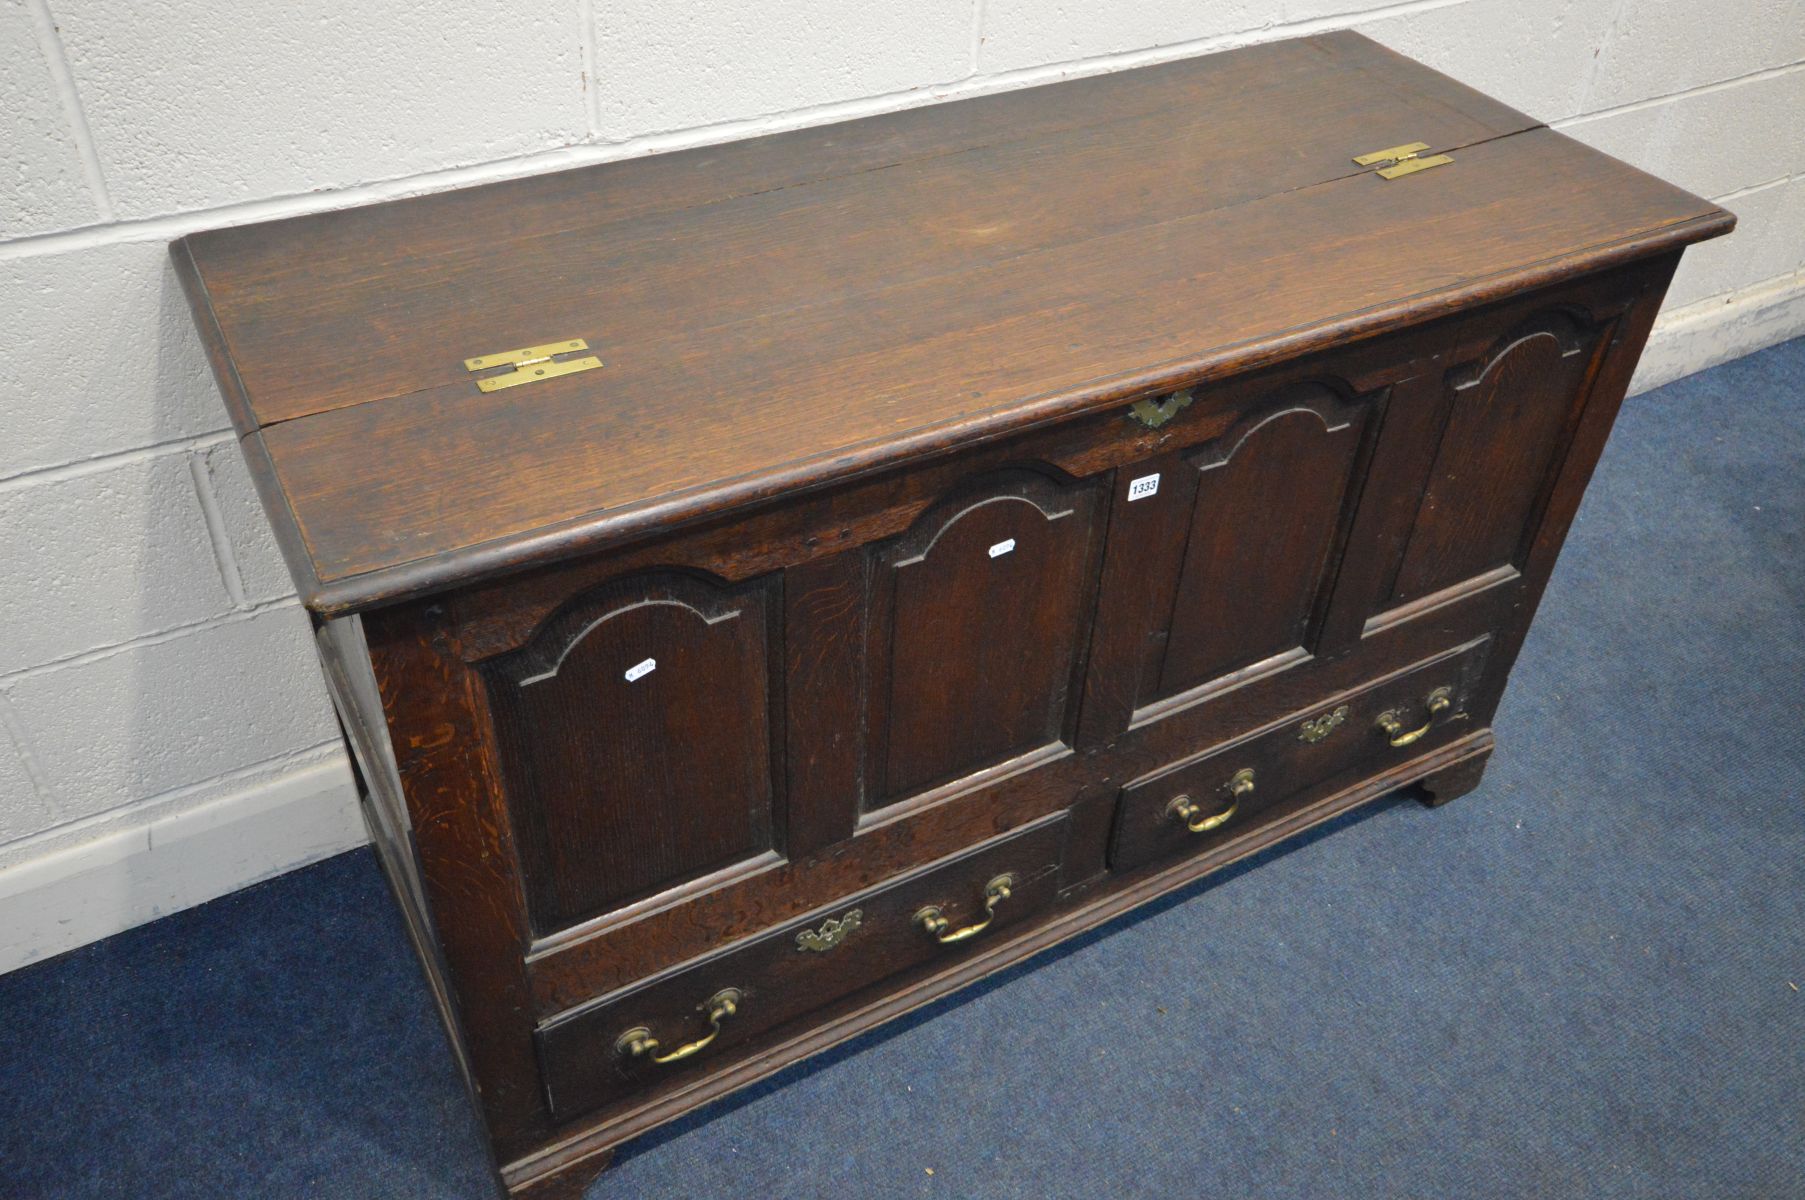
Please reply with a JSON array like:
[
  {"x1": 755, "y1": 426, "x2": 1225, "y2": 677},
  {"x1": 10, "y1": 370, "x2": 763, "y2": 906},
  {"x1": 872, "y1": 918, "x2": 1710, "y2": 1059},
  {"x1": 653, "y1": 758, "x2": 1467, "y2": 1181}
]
[
  {"x1": 868, "y1": 470, "x2": 1105, "y2": 806},
  {"x1": 484, "y1": 573, "x2": 777, "y2": 933},
  {"x1": 1150, "y1": 385, "x2": 1372, "y2": 702},
  {"x1": 1388, "y1": 309, "x2": 1606, "y2": 605}
]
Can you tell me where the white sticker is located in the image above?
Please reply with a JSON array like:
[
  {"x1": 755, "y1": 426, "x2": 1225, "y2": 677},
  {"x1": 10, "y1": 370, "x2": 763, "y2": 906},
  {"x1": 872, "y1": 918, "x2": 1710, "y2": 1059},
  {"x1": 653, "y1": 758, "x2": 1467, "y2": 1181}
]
[
  {"x1": 623, "y1": 657, "x2": 657, "y2": 683},
  {"x1": 1127, "y1": 472, "x2": 1161, "y2": 501},
  {"x1": 988, "y1": 538, "x2": 1016, "y2": 558}
]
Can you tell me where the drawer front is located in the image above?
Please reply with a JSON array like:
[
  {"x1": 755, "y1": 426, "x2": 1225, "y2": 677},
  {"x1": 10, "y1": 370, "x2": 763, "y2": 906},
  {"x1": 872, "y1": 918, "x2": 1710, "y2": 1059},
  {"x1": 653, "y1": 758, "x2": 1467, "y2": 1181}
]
[
  {"x1": 1110, "y1": 640, "x2": 1489, "y2": 871},
  {"x1": 536, "y1": 812, "x2": 1068, "y2": 1122}
]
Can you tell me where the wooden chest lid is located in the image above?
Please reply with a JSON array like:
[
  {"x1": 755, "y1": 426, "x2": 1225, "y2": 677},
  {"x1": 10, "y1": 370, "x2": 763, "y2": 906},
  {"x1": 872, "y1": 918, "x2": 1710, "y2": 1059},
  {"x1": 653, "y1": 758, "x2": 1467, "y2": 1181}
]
[{"x1": 174, "y1": 30, "x2": 1731, "y2": 615}]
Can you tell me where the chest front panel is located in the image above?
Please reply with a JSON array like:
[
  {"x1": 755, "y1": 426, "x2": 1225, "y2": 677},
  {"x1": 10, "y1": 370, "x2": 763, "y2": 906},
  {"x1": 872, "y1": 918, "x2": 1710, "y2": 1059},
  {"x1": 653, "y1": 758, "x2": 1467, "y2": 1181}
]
[
  {"x1": 1145, "y1": 385, "x2": 1376, "y2": 706},
  {"x1": 482, "y1": 574, "x2": 780, "y2": 934},
  {"x1": 445, "y1": 277, "x2": 1639, "y2": 965},
  {"x1": 1386, "y1": 309, "x2": 1610, "y2": 607},
  {"x1": 358, "y1": 262, "x2": 1683, "y2": 1167},
  {"x1": 866, "y1": 471, "x2": 1106, "y2": 808}
]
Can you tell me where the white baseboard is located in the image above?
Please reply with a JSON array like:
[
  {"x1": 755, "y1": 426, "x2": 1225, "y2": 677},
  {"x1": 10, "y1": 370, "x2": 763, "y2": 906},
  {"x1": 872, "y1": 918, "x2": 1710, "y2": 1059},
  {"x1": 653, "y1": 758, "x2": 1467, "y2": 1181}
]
[
  {"x1": 1632, "y1": 270, "x2": 1805, "y2": 396},
  {"x1": 0, "y1": 754, "x2": 366, "y2": 975},
  {"x1": 1, "y1": 271, "x2": 1800, "y2": 980}
]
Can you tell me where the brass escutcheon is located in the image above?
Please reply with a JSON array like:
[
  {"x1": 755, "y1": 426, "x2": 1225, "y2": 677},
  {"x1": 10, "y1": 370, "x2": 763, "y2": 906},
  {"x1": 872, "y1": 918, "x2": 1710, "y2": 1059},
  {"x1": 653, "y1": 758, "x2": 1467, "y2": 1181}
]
[
  {"x1": 1127, "y1": 388, "x2": 1195, "y2": 429},
  {"x1": 1298, "y1": 705, "x2": 1350, "y2": 744},
  {"x1": 795, "y1": 908, "x2": 862, "y2": 953}
]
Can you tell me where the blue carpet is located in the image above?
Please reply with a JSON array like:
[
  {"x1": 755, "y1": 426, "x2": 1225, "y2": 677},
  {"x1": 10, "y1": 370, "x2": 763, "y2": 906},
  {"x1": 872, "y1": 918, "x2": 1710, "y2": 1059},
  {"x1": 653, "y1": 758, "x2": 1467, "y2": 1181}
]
[{"x1": 3, "y1": 336, "x2": 1802, "y2": 1199}]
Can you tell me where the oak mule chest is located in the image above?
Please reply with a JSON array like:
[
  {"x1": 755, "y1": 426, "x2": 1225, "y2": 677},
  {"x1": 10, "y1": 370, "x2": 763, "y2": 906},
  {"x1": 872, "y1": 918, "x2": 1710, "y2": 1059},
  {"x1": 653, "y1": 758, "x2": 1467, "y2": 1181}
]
[{"x1": 175, "y1": 31, "x2": 1731, "y2": 1198}]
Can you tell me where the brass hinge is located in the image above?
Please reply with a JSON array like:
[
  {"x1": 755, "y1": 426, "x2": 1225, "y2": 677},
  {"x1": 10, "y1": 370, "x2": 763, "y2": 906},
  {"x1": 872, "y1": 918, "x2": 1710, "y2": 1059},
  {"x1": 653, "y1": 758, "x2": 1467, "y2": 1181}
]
[
  {"x1": 463, "y1": 338, "x2": 602, "y2": 392},
  {"x1": 1353, "y1": 141, "x2": 1453, "y2": 180}
]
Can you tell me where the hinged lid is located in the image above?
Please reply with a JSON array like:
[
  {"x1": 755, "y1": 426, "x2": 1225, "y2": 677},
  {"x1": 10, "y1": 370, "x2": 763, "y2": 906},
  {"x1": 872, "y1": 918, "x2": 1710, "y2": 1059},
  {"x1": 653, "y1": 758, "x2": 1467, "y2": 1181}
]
[{"x1": 174, "y1": 30, "x2": 1731, "y2": 615}]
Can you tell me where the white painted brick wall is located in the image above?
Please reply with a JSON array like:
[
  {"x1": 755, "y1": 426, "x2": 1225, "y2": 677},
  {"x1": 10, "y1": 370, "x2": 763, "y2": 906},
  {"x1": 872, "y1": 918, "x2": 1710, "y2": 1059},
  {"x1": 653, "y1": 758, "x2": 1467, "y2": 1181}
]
[
  {"x1": 54, "y1": 0, "x2": 588, "y2": 218},
  {"x1": 0, "y1": 241, "x2": 218, "y2": 476},
  {"x1": 1563, "y1": 68, "x2": 1805, "y2": 200},
  {"x1": 1, "y1": 0, "x2": 98, "y2": 237},
  {"x1": 0, "y1": 707, "x2": 56, "y2": 844},
  {"x1": 3, "y1": 607, "x2": 337, "y2": 829},
  {"x1": 594, "y1": 0, "x2": 975, "y2": 138},
  {"x1": 977, "y1": 0, "x2": 1270, "y2": 75},
  {"x1": 1, "y1": 0, "x2": 1800, "y2": 962},
  {"x1": 1357, "y1": 0, "x2": 1621, "y2": 120},
  {"x1": 1665, "y1": 176, "x2": 1805, "y2": 309},
  {"x1": 0, "y1": 452, "x2": 232, "y2": 673},
  {"x1": 197, "y1": 442, "x2": 297, "y2": 606},
  {"x1": 1586, "y1": 0, "x2": 1805, "y2": 109}
]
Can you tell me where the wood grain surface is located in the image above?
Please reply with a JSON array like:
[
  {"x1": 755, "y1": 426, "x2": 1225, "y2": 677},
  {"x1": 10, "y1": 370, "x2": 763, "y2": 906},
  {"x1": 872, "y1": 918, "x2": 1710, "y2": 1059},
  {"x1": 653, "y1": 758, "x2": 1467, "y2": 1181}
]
[{"x1": 174, "y1": 32, "x2": 1729, "y2": 613}]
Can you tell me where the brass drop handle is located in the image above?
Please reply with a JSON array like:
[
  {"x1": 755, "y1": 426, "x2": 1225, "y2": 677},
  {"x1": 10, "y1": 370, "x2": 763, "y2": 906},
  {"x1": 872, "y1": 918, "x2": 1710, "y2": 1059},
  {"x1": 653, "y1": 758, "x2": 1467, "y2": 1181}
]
[
  {"x1": 1375, "y1": 686, "x2": 1454, "y2": 748},
  {"x1": 915, "y1": 874, "x2": 1014, "y2": 945},
  {"x1": 614, "y1": 988, "x2": 743, "y2": 1065},
  {"x1": 1169, "y1": 767, "x2": 1254, "y2": 834}
]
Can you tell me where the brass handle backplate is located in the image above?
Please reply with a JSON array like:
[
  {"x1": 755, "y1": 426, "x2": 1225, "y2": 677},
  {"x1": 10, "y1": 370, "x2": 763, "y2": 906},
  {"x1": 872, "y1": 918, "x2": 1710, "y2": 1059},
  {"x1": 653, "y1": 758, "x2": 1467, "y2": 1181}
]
[
  {"x1": 1375, "y1": 686, "x2": 1454, "y2": 748},
  {"x1": 915, "y1": 874, "x2": 1014, "y2": 945},
  {"x1": 615, "y1": 987, "x2": 742, "y2": 1065},
  {"x1": 1169, "y1": 767, "x2": 1254, "y2": 834}
]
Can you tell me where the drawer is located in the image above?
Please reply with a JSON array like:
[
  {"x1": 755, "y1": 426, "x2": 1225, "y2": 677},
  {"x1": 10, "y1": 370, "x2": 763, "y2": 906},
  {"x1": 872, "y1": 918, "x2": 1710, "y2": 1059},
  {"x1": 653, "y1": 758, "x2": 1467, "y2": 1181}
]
[
  {"x1": 536, "y1": 812, "x2": 1068, "y2": 1122},
  {"x1": 1110, "y1": 640, "x2": 1490, "y2": 872}
]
